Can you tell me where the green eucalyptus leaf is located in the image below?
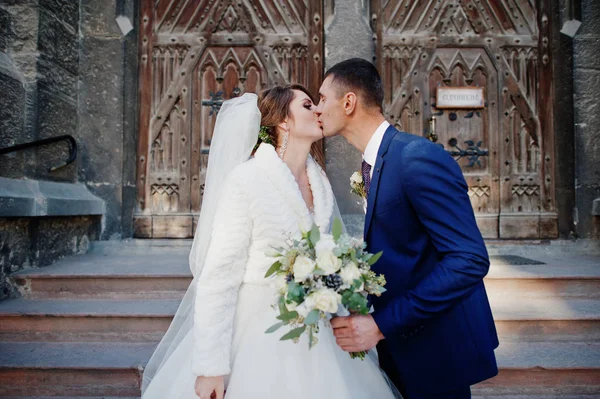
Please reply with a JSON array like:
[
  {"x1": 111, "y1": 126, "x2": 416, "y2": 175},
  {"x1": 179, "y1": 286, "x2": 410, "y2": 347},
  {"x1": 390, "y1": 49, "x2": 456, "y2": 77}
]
[
  {"x1": 280, "y1": 325, "x2": 307, "y2": 341},
  {"x1": 278, "y1": 296, "x2": 288, "y2": 315},
  {"x1": 351, "y1": 278, "x2": 365, "y2": 291},
  {"x1": 265, "y1": 261, "x2": 283, "y2": 278},
  {"x1": 308, "y1": 328, "x2": 315, "y2": 349},
  {"x1": 277, "y1": 310, "x2": 299, "y2": 322},
  {"x1": 367, "y1": 251, "x2": 383, "y2": 266},
  {"x1": 287, "y1": 281, "x2": 306, "y2": 304},
  {"x1": 309, "y1": 224, "x2": 320, "y2": 246},
  {"x1": 332, "y1": 218, "x2": 343, "y2": 241},
  {"x1": 265, "y1": 322, "x2": 285, "y2": 334},
  {"x1": 304, "y1": 309, "x2": 320, "y2": 325},
  {"x1": 341, "y1": 289, "x2": 354, "y2": 306},
  {"x1": 350, "y1": 249, "x2": 357, "y2": 263},
  {"x1": 347, "y1": 292, "x2": 369, "y2": 314}
]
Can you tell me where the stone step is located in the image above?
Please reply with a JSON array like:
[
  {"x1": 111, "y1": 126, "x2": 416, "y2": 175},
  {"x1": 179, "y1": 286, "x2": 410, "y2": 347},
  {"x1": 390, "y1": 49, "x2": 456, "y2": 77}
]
[
  {"x1": 473, "y1": 396, "x2": 600, "y2": 399},
  {"x1": 0, "y1": 342, "x2": 155, "y2": 397},
  {"x1": 11, "y1": 253, "x2": 191, "y2": 300},
  {"x1": 0, "y1": 296, "x2": 598, "y2": 342},
  {"x1": 88, "y1": 238, "x2": 192, "y2": 256},
  {"x1": 494, "y1": 320, "x2": 600, "y2": 342},
  {"x1": 14, "y1": 275, "x2": 191, "y2": 300},
  {"x1": 471, "y1": 341, "x2": 600, "y2": 397},
  {"x1": 0, "y1": 299, "x2": 179, "y2": 342},
  {"x1": 1, "y1": 396, "x2": 597, "y2": 399},
  {"x1": 10, "y1": 252, "x2": 599, "y2": 301},
  {"x1": 484, "y1": 255, "x2": 600, "y2": 299},
  {"x1": 0, "y1": 341, "x2": 597, "y2": 397},
  {"x1": 472, "y1": 369, "x2": 600, "y2": 397},
  {"x1": 491, "y1": 298, "x2": 600, "y2": 342},
  {"x1": 484, "y1": 277, "x2": 600, "y2": 299},
  {"x1": 17, "y1": 272, "x2": 600, "y2": 300}
]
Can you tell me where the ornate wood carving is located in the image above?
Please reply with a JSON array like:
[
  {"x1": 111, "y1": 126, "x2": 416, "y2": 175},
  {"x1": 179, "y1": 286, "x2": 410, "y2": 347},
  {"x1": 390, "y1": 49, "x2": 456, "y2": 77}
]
[
  {"x1": 372, "y1": 0, "x2": 557, "y2": 238},
  {"x1": 136, "y1": 0, "x2": 323, "y2": 238}
]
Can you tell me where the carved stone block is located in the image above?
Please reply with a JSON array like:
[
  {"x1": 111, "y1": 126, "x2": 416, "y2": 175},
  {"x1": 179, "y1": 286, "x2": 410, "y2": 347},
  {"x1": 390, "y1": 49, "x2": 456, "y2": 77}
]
[
  {"x1": 38, "y1": 10, "x2": 78, "y2": 74},
  {"x1": 0, "y1": 8, "x2": 10, "y2": 52},
  {"x1": 0, "y1": 71, "x2": 26, "y2": 179},
  {"x1": 39, "y1": 0, "x2": 79, "y2": 30}
]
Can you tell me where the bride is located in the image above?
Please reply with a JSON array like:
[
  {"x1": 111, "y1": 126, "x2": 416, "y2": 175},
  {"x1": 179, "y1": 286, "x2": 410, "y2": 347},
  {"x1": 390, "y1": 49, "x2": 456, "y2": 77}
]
[{"x1": 142, "y1": 85, "x2": 399, "y2": 399}]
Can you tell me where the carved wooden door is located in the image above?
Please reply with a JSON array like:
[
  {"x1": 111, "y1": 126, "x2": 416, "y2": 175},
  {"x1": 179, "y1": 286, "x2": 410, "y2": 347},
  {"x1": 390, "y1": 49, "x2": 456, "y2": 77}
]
[
  {"x1": 135, "y1": 0, "x2": 323, "y2": 238},
  {"x1": 371, "y1": 0, "x2": 557, "y2": 238}
]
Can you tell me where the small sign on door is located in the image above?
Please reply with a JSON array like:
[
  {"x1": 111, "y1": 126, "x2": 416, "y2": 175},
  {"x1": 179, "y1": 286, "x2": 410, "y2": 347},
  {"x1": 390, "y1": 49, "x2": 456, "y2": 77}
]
[{"x1": 436, "y1": 86, "x2": 485, "y2": 109}]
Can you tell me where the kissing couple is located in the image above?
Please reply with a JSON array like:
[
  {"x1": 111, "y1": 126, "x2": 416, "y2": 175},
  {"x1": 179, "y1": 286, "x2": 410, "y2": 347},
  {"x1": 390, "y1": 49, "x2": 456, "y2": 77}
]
[{"x1": 141, "y1": 58, "x2": 499, "y2": 399}]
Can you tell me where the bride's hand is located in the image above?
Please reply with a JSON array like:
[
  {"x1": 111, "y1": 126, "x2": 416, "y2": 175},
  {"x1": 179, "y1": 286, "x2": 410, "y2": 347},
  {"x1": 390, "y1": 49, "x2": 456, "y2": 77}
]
[{"x1": 194, "y1": 375, "x2": 224, "y2": 399}]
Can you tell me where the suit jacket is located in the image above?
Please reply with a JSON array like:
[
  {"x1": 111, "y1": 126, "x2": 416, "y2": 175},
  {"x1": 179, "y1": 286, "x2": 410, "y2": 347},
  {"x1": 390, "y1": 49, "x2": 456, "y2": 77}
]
[{"x1": 366, "y1": 126, "x2": 499, "y2": 395}]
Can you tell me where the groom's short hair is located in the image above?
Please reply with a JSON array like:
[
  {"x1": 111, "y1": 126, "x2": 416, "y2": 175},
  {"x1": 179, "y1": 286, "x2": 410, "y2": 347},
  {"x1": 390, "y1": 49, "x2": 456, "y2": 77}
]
[{"x1": 324, "y1": 58, "x2": 384, "y2": 112}]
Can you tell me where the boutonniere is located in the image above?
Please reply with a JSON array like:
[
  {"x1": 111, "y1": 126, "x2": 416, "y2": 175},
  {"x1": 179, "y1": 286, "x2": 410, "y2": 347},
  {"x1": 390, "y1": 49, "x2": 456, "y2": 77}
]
[{"x1": 350, "y1": 171, "x2": 367, "y2": 199}]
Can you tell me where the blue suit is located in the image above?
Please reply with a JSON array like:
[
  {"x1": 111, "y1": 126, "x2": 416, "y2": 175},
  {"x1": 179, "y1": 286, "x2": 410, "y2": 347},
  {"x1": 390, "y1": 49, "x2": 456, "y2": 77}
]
[{"x1": 366, "y1": 126, "x2": 499, "y2": 398}]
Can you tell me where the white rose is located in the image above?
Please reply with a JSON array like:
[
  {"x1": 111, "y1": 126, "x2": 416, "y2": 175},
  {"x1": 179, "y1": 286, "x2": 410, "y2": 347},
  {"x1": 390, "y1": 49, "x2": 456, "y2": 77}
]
[
  {"x1": 309, "y1": 288, "x2": 341, "y2": 313},
  {"x1": 350, "y1": 171, "x2": 363, "y2": 185},
  {"x1": 316, "y1": 251, "x2": 342, "y2": 275},
  {"x1": 340, "y1": 262, "x2": 362, "y2": 285},
  {"x1": 314, "y1": 234, "x2": 336, "y2": 258},
  {"x1": 295, "y1": 301, "x2": 311, "y2": 317},
  {"x1": 293, "y1": 256, "x2": 316, "y2": 282}
]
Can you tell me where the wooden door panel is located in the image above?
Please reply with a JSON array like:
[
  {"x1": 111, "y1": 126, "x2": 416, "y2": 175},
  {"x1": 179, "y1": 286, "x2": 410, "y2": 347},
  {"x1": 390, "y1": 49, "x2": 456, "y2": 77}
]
[
  {"x1": 371, "y1": 0, "x2": 557, "y2": 239},
  {"x1": 425, "y1": 48, "x2": 500, "y2": 238},
  {"x1": 135, "y1": 0, "x2": 323, "y2": 238}
]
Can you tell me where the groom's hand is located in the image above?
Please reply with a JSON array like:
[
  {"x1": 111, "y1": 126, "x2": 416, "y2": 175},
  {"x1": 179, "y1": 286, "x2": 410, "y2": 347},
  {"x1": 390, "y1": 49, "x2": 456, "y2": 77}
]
[{"x1": 331, "y1": 314, "x2": 384, "y2": 352}]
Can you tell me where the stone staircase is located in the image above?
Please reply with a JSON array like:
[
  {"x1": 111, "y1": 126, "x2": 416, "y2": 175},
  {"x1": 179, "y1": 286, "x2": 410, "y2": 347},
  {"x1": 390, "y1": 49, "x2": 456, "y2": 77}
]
[{"x1": 0, "y1": 240, "x2": 598, "y2": 398}]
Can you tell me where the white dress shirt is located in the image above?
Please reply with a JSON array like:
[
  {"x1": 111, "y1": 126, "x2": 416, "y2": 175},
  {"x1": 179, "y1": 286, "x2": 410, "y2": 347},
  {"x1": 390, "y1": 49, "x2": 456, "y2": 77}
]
[{"x1": 363, "y1": 120, "x2": 390, "y2": 179}]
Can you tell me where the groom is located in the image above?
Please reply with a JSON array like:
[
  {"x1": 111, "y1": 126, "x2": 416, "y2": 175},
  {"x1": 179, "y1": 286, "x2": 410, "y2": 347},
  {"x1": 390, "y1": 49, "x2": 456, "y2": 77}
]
[{"x1": 316, "y1": 58, "x2": 499, "y2": 399}]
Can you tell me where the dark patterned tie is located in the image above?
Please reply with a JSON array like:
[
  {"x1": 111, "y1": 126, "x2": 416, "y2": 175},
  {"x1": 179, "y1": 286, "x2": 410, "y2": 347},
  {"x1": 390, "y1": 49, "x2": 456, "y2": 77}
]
[{"x1": 361, "y1": 160, "x2": 372, "y2": 197}]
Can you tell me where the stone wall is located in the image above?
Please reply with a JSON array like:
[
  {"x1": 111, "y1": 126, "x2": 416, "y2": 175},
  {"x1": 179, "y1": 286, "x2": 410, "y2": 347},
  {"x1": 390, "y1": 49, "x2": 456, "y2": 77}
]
[
  {"x1": 573, "y1": 0, "x2": 600, "y2": 238},
  {"x1": 0, "y1": 0, "x2": 79, "y2": 182},
  {"x1": 0, "y1": 1, "x2": 39, "y2": 180},
  {"x1": 0, "y1": 0, "x2": 136, "y2": 299},
  {"x1": 0, "y1": 216, "x2": 100, "y2": 300},
  {"x1": 0, "y1": 0, "x2": 138, "y2": 241},
  {"x1": 323, "y1": 0, "x2": 373, "y2": 237}
]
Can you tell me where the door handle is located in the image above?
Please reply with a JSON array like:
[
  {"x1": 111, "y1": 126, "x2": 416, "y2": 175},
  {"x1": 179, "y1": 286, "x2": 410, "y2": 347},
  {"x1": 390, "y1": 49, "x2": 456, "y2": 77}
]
[{"x1": 427, "y1": 116, "x2": 438, "y2": 143}]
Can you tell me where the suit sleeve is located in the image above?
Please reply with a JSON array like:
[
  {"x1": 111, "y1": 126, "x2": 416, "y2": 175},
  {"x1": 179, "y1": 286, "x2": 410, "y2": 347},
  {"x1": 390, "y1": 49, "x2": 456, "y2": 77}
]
[
  {"x1": 372, "y1": 140, "x2": 490, "y2": 339},
  {"x1": 191, "y1": 171, "x2": 253, "y2": 376}
]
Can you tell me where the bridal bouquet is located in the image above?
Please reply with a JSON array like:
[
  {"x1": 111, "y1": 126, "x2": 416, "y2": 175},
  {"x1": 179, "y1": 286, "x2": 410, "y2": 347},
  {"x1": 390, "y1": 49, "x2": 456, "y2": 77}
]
[{"x1": 264, "y1": 218, "x2": 386, "y2": 359}]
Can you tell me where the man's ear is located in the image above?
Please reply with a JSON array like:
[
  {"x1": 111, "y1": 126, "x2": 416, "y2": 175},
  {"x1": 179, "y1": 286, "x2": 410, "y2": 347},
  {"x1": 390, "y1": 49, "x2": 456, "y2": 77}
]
[{"x1": 343, "y1": 92, "x2": 357, "y2": 116}]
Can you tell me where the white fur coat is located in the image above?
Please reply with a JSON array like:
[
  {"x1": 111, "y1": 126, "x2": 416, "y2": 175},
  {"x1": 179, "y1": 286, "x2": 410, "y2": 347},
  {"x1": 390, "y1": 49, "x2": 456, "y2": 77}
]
[{"x1": 191, "y1": 143, "x2": 335, "y2": 376}]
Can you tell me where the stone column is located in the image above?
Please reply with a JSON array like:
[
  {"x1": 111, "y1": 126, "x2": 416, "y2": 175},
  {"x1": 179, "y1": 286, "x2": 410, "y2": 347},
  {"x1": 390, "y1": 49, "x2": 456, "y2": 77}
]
[
  {"x1": 323, "y1": 0, "x2": 374, "y2": 236},
  {"x1": 78, "y1": 0, "x2": 138, "y2": 239},
  {"x1": 573, "y1": 0, "x2": 600, "y2": 238}
]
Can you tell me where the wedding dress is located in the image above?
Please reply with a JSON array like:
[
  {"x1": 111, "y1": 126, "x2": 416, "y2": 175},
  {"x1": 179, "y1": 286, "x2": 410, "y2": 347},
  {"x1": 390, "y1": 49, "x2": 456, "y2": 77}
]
[{"x1": 142, "y1": 94, "x2": 398, "y2": 399}]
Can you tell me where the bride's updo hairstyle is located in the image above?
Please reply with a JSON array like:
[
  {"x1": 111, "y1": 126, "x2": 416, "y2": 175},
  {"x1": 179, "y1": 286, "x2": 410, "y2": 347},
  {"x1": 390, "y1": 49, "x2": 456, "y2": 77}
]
[{"x1": 255, "y1": 84, "x2": 324, "y2": 167}]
